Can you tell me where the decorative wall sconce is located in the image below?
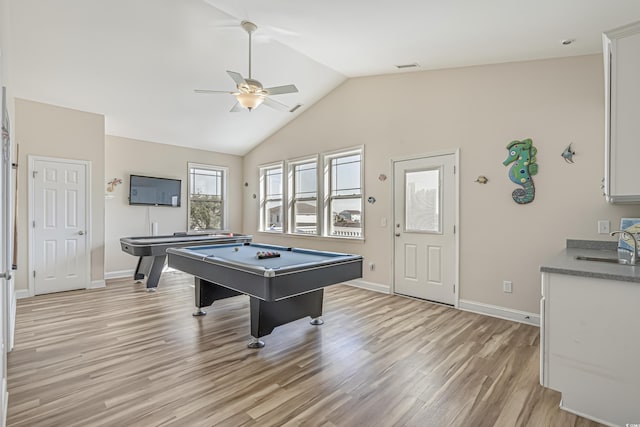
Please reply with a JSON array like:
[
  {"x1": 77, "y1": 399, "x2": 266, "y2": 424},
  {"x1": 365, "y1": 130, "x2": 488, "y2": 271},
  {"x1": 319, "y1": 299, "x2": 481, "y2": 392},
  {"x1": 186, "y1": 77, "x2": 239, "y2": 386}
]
[
  {"x1": 107, "y1": 178, "x2": 123, "y2": 192},
  {"x1": 474, "y1": 176, "x2": 489, "y2": 184},
  {"x1": 367, "y1": 196, "x2": 376, "y2": 204},
  {"x1": 378, "y1": 174, "x2": 387, "y2": 182}
]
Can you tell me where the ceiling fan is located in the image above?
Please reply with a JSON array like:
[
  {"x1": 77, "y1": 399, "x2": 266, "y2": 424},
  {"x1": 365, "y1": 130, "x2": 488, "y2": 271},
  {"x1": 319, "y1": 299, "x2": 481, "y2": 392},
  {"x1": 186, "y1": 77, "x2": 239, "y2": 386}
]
[{"x1": 195, "y1": 21, "x2": 299, "y2": 112}]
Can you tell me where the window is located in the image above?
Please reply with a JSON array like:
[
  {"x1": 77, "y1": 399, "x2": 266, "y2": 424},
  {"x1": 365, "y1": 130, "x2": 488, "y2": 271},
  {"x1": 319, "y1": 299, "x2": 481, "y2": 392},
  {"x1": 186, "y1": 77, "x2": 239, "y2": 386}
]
[
  {"x1": 260, "y1": 164, "x2": 284, "y2": 232},
  {"x1": 188, "y1": 163, "x2": 226, "y2": 231},
  {"x1": 405, "y1": 168, "x2": 441, "y2": 233},
  {"x1": 290, "y1": 159, "x2": 318, "y2": 235},
  {"x1": 326, "y1": 150, "x2": 362, "y2": 238},
  {"x1": 258, "y1": 147, "x2": 363, "y2": 239}
]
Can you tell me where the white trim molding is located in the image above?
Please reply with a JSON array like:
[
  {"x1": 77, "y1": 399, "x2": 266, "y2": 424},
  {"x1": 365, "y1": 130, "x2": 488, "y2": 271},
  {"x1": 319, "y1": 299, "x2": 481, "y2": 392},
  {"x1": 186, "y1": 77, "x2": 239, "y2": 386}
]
[
  {"x1": 89, "y1": 280, "x2": 106, "y2": 289},
  {"x1": 458, "y1": 299, "x2": 540, "y2": 326},
  {"x1": 9, "y1": 290, "x2": 15, "y2": 351},
  {"x1": 14, "y1": 289, "x2": 30, "y2": 300},
  {"x1": 346, "y1": 279, "x2": 390, "y2": 294},
  {"x1": 558, "y1": 401, "x2": 616, "y2": 427},
  {"x1": 1, "y1": 378, "x2": 7, "y2": 427},
  {"x1": 105, "y1": 270, "x2": 134, "y2": 280}
]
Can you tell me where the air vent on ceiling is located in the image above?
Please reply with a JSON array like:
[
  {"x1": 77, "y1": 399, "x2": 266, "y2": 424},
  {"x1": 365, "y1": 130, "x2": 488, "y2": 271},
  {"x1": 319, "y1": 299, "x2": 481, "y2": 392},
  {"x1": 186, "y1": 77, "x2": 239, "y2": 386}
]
[
  {"x1": 289, "y1": 104, "x2": 302, "y2": 113},
  {"x1": 395, "y1": 63, "x2": 420, "y2": 69}
]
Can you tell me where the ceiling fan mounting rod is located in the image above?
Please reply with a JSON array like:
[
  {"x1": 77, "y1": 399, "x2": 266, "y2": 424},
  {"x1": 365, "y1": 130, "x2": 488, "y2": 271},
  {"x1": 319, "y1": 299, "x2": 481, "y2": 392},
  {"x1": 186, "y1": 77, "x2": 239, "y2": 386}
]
[{"x1": 241, "y1": 20, "x2": 258, "y2": 79}]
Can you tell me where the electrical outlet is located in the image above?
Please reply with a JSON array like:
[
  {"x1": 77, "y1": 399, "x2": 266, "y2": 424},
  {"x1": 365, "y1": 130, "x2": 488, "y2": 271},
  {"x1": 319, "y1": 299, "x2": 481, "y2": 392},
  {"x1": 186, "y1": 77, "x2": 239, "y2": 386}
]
[
  {"x1": 598, "y1": 220, "x2": 610, "y2": 234},
  {"x1": 503, "y1": 280, "x2": 513, "y2": 293}
]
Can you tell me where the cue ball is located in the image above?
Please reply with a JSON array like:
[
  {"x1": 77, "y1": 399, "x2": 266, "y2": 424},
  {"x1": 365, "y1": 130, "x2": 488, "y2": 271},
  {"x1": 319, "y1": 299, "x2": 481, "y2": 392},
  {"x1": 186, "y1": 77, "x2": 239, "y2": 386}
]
[{"x1": 234, "y1": 247, "x2": 239, "y2": 252}]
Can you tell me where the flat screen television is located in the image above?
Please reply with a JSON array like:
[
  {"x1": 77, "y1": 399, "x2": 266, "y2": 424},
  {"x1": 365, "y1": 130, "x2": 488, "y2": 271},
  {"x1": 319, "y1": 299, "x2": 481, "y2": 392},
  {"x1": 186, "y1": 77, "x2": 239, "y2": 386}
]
[{"x1": 129, "y1": 174, "x2": 181, "y2": 207}]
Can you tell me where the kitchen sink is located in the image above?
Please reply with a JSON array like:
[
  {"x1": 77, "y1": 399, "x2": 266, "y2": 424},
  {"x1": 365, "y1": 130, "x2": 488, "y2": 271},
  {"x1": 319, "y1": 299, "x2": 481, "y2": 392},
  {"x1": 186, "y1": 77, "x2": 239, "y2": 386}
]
[{"x1": 574, "y1": 255, "x2": 631, "y2": 265}]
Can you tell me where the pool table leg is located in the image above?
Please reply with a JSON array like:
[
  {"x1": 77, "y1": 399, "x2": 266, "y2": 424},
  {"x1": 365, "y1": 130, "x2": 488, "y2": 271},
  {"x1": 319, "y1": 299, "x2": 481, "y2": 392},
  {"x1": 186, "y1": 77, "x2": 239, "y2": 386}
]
[
  {"x1": 145, "y1": 255, "x2": 166, "y2": 290},
  {"x1": 133, "y1": 255, "x2": 165, "y2": 290},
  {"x1": 248, "y1": 337, "x2": 265, "y2": 349},
  {"x1": 248, "y1": 289, "x2": 324, "y2": 348},
  {"x1": 193, "y1": 278, "x2": 243, "y2": 317},
  {"x1": 133, "y1": 256, "x2": 150, "y2": 282}
]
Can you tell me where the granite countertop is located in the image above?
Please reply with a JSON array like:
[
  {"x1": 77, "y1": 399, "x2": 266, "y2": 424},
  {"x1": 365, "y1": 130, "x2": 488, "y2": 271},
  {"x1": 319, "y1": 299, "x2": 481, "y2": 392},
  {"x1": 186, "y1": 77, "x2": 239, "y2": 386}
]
[{"x1": 540, "y1": 239, "x2": 640, "y2": 283}]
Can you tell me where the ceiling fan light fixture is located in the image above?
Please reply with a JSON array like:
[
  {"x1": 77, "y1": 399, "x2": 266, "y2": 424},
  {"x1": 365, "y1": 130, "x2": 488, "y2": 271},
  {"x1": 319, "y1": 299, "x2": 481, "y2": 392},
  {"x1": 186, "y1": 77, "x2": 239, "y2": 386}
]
[
  {"x1": 195, "y1": 21, "x2": 297, "y2": 113},
  {"x1": 236, "y1": 92, "x2": 265, "y2": 110}
]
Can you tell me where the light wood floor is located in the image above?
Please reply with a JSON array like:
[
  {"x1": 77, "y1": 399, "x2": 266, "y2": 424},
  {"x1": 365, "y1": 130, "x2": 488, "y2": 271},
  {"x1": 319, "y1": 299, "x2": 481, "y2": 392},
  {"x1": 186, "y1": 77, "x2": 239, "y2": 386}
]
[{"x1": 7, "y1": 271, "x2": 602, "y2": 427}]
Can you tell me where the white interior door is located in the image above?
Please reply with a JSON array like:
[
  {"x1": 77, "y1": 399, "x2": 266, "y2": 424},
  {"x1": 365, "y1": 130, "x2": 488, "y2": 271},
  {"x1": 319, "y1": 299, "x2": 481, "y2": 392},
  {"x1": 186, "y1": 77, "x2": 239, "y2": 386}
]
[
  {"x1": 393, "y1": 153, "x2": 457, "y2": 305},
  {"x1": 32, "y1": 158, "x2": 89, "y2": 295}
]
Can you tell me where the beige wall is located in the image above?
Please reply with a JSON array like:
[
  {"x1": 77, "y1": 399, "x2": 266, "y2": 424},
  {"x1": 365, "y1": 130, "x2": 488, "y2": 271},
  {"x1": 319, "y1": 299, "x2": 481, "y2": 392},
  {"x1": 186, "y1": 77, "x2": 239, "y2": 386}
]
[
  {"x1": 243, "y1": 55, "x2": 640, "y2": 314},
  {"x1": 14, "y1": 98, "x2": 105, "y2": 290},
  {"x1": 105, "y1": 135, "x2": 243, "y2": 276}
]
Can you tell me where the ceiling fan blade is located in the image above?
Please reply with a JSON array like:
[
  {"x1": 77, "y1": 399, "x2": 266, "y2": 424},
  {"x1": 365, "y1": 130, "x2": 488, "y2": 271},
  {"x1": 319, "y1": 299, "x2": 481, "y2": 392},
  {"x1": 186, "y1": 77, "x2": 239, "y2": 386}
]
[
  {"x1": 264, "y1": 84, "x2": 298, "y2": 96},
  {"x1": 230, "y1": 102, "x2": 245, "y2": 112},
  {"x1": 262, "y1": 97, "x2": 291, "y2": 112},
  {"x1": 194, "y1": 89, "x2": 235, "y2": 94},
  {"x1": 227, "y1": 71, "x2": 246, "y2": 86}
]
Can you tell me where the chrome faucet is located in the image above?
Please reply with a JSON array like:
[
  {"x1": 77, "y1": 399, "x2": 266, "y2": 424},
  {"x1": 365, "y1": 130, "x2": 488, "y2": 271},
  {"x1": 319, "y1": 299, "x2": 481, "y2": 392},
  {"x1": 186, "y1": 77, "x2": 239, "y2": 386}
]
[{"x1": 610, "y1": 230, "x2": 638, "y2": 265}]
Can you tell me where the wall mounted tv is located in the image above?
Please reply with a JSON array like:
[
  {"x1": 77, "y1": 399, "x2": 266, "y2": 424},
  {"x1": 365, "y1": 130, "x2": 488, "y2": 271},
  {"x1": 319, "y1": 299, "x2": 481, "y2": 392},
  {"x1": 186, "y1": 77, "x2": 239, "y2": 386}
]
[{"x1": 129, "y1": 175, "x2": 181, "y2": 207}]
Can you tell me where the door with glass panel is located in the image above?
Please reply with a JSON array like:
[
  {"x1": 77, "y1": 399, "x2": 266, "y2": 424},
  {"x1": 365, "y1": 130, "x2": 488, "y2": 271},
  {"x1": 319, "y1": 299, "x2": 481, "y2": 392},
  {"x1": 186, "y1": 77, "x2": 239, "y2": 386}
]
[{"x1": 393, "y1": 154, "x2": 456, "y2": 305}]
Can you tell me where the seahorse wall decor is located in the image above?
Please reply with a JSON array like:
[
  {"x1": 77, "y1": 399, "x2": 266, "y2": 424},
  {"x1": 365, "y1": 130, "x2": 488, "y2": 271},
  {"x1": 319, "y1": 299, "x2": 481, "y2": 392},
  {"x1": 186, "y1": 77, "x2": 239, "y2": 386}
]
[{"x1": 503, "y1": 138, "x2": 538, "y2": 204}]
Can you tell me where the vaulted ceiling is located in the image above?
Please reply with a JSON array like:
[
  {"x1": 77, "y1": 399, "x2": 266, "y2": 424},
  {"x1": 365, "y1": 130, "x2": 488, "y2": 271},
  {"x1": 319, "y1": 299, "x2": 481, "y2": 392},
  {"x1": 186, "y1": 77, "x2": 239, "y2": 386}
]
[{"x1": 7, "y1": 0, "x2": 640, "y2": 155}]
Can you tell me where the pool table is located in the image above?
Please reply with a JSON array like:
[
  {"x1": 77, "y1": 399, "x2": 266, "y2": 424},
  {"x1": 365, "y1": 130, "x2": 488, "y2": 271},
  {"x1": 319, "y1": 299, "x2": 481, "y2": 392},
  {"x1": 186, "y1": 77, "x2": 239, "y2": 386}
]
[
  {"x1": 120, "y1": 232, "x2": 252, "y2": 290},
  {"x1": 167, "y1": 242, "x2": 363, "y2": 348}
]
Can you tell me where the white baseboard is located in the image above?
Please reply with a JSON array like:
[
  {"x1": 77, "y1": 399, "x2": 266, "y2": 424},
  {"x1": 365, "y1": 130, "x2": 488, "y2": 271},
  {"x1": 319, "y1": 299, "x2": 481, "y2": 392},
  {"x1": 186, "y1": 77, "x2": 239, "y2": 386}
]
[
  {"x1": 105, "y1": 270, "x2": 134, "y2": 280},
  {"x1": 346, "y1": 279, "x2": 390, "y2": 294},
  {"x1": 458, "y1": 299, "x2": 539, "y2": 326},
  {"x1": 89, "y1": 280, "x2": 106, "y2": 289},
  {"x1": 15, "y1": 280, "x2": 108, "y2": 297},
  {"x1": 15, "y1": 289, "x2": 30, "y2": 300},
  {"x1": 558, "y1": 401, "x2": 616, "y2": 427},
  {"x1": 1, "y1": 378, "x2": 7, "y2": 427}
]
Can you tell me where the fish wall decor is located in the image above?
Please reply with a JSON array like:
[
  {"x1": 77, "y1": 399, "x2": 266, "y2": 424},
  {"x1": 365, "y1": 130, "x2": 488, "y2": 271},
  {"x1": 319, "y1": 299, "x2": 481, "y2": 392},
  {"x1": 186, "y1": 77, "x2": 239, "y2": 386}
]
[{"x1": 561, "y1": 143, "x2": 575, "y2": 163}]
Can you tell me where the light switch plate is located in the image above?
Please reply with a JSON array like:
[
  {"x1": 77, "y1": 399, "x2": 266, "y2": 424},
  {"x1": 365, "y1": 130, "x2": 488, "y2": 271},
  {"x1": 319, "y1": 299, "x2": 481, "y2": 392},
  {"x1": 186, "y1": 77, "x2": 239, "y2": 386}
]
[
  {"x1": 503, "y1": 280, "x2": 512, "y2": 293},
  {"x1": 598, "y1": 220, "x2": 610, "y2": 234}
]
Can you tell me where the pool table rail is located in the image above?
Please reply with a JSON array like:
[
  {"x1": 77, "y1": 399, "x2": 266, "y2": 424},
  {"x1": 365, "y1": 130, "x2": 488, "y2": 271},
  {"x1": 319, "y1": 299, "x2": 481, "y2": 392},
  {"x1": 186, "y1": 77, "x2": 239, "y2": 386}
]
[{"x1": 169, "y1": 243, "x2": 362, "y2": 279}]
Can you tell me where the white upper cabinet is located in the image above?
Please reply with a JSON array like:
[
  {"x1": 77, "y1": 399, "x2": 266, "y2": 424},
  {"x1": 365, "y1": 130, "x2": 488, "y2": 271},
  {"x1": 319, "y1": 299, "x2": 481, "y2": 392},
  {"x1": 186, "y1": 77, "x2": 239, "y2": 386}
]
[{"x1": 603, "y1": 21, "x2": 640, "y2": 203}]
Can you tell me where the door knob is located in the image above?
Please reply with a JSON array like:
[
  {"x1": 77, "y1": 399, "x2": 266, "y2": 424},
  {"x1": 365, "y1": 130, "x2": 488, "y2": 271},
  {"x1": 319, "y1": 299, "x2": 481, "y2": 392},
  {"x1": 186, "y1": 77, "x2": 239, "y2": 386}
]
[{"x1": 78, "y1": 230, "x2": 85, "y2": 235}]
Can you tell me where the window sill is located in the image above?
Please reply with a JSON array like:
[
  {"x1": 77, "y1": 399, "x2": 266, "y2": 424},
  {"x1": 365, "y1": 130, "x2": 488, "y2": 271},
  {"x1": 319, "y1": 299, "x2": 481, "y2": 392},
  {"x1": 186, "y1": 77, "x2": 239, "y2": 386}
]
[{"x1": 256, "y1": 231, "x2": 365, "y2": 243}]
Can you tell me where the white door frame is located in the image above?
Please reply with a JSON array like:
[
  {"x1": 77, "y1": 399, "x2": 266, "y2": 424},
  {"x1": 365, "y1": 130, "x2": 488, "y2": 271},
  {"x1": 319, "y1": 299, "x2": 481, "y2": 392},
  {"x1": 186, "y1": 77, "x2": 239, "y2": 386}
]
[
  {"x1": 28, "y1": 155, "x2": 92, "y2": 297},
  {"x1": 391, "y1": 149, "x2": 460, "y2": 308}
]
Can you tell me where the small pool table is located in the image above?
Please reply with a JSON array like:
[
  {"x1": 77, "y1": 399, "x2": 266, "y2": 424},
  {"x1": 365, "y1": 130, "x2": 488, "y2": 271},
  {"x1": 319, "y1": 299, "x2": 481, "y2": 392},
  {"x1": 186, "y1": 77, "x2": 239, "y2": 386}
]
[
  {"x1": 167, "y1": 242, "x2": 363, "y2": 348},
  {"x1": 120, "y1": 232, "x2": 252, "y2": 290}
]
